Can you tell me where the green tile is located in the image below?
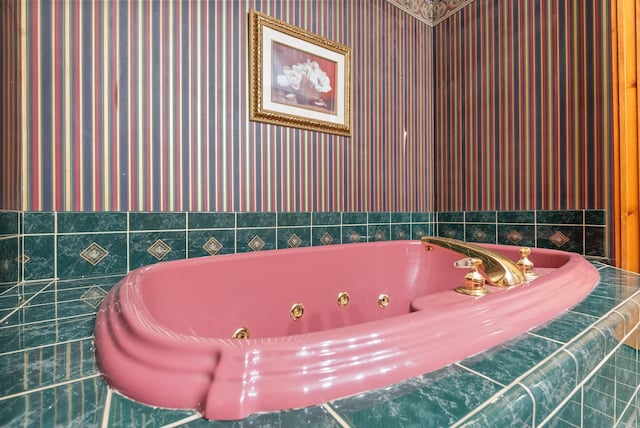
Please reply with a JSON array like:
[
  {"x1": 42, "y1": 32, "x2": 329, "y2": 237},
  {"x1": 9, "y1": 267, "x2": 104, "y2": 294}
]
[
  {"x1": 0, "y1": 237, "x2": 20, "y2": 283},
  {"x1": 412, "y1": 212, "x2": 433, "y2": 223},
  {"x1": 532, "y1": 311, "x2": 598, "y2": 344},
  {"x1": 342, "y1": 212, "x2": 367, "y2": 225},
  {"x1": 236, "y1": 212, "x2": 276, "y2": 228},
  {"x1": 367, "y1": 212, "x2": 390, "y2": 224},
  {"x1": 520, "y1": 350, "x2": 578, "y2": 425},
  {"x1": 57, "y1": 299, "x2": 102, "y2": 318},
  {"x1": 277, "y1": 227, "x2": 310, "y2": 249},
  {"x1": 497, "y1": 210, "x2": 535, "y2": 224},
  {"x1": 570, "y1": 294, "x2": 621, "y2": 319},
  {"x1": 107, "y1": 391, "x2": 197, "y2": 427},
  {"x1": 585, "y1": 226, "x2": 606, "y2": 257},
  {"x1": 544, "y1": 392, "x2": 581, "y2": 428},
  {"x1": 498, "y1": 224, "x2": 536, "y2": 247},
  {"x1": 235, "y1": 228, "x2": 276, "y2": 253},
  {"x1": 330, "y1": 365, "x2": 502, "y2": 427},
  {"x1": 188, "y1": 212, "x2": 235, "y2": 229},
  {"x1": 0, "y1": 317, "x2": 60, "y2": 352},
  {"x1": 566, "y1": 328, "x2": 613, "y2": 380},
  {"x1": 368, "y1": 225, "x2": 390, "y2": 241},
  {"x1": 57, "y1": 233, "x2": 128, "y2": 279},
  {"x1": 23, "y1": 212, "x2": 55, "y2": 234},
  {"x1": 56, "y1": 315, "x2": 96, "y2": 342},
  {"x1": 58, "y1": 212, "x2": 127, "y2": 233},
  {"x1": 437, "y1": 211, "x2": 463, "y2": 222},
  {"x1": 23, "y1": 235, "x2": 55, "y2": 281},
  {"x1": 342, "y1": 225, "x2": 367, "y2": 243},
  {"x1": 182, "y1": 406, "x2": 342, "y2": 427},
  {"x1": 537, "y1": 225, "x2": 584, "y2": 254},
  {"x1": 456, "y1": 384, "x2": 534, "y2": 427},
  {"x1": 582, "y1": 405, "x2": 613, "y2": 427},
  {"x1": 0, "y1": 211, "x2": 19, "y2": 235},
  {"x1": 0, "y1": 339, "x2": 97, "y2": 396},
  {"x1": 129, "y1": 212, "x2": 186, "y2": 231},
  {"x1": 312, "y1": 226, "x2": 341, "y2": 246},
  {"x1": 391, "y1": 212, "x2": 411, "y2": 223},
  {"x1": 391, "y1": 224, "x2": 411, "y2": 240},
  {"x1": 413, "y1": 223, "x2": 433, "y2": 239},
  {"x1": 0, "y1": 284, "x2": 20, "y2": 311},
  {"x1": 537, "y1": 210, "x2": 584, "y2": 225},
  {"x1": 460, "y1": 334, "x2": 562, "y2": 385},
  {"x1": 585, "y1": 210, "x2": 606, "y2": 225},
  {"x1": 188, "y1": 230, "x2": 235, "y2": 257},
  {"x1": 437, "y1": 223, "x2": 464, "y2": 240},
  {"x1": 129, "y1": 231, "x2": 187, "y2": 270},
  {"x1": 0, "y1": 377, "x2": 107, "y2": 427},
  {"x1": 277, "y1": 212, "x2": 311, "y2": 227},
  {"x1": 465, "y1": 223, "x2": 497, "y2": 243},
  {"x1": 466, "y1": 211, "x2": 496, "y2": 223},
  {"x1": 312, "y1": 212, "x2": 341, "y2": 226}
]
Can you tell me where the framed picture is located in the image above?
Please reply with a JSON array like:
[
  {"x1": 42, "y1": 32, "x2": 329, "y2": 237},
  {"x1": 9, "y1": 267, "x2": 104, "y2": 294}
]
[{"x1": 248, "y1": 9, "x2": 352, "y2": 137}]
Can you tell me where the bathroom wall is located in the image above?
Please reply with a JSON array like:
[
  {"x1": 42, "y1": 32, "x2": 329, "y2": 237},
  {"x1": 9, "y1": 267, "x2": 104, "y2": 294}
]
[
  {"x1": 1, "y1": 0, "x2": 21, "y2": 211},
  {"x1": 434, "y1": 0, "x2": 613, "y2": 212},
  {"x1": 7, "y1": 0, "x2": 434, "y2": 213}
]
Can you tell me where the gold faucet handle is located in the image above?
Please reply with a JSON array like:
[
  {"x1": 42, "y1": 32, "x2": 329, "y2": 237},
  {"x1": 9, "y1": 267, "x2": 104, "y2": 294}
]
[
  {"x1": 454, "y1": 258, "x2": 490, "y2": 296},
  {"x1": 453, "y1": 257, "x2": 482, "y2": 269},
  {"x1": 516, "y1": 247, "x2": 540, "y2": 280}
]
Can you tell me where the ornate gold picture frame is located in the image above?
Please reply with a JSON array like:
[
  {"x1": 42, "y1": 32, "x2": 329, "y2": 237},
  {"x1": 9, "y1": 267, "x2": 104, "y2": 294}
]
[{"x1": 248, "y1": 10, "x2": 352, "y2": 137}]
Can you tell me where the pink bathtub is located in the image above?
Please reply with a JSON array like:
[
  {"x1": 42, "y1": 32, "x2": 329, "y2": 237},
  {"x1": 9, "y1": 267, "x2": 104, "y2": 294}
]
[{"x1": 94, "y1": 239, "x2": 599, "y2": 420}]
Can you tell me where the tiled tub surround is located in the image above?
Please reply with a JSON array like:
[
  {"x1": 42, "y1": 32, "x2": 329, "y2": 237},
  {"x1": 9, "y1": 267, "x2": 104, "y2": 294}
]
[
  {"x1": 16, "y1": 209, "x2": 606, "y2": 283},
  {"x1": 1, "y1": 263, "x2": 640, "y2": 426},
  {"x1": 20, "y1": 211, "x2": 435, "y2": 281}
]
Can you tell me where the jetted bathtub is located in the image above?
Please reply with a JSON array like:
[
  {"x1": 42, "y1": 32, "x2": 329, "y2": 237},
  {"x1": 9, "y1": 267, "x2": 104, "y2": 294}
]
[{"x1": 94, "y1": 238, "x2": 599, "y2": 420}]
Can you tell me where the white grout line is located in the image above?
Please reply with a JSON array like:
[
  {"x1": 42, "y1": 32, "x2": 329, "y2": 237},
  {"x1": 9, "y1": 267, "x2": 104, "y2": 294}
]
[
  {"x1": 453, "y1": 287, "x2": 640, "y2": 427},
  {"x1": 454, "y1": 363, "x2": 506, "y2": 388},
  {"x1": 0, "y1": 335, "x2": 93, "y2": 357},
  {"x1": 0, "y1": 280, "x2": 56, "y2": 325},
  {"x1": 101, "y1": 387, "x2": 112, "y2": 428},
  {"x1": 322, "y1": 403, "x2": 352, "y2": 428},
  {"x1": 160, "y1": 413, "x2": 203, "y2": 428},
  {"x1": 0, "y1": 373, "x2": 101, "y2": 402}
]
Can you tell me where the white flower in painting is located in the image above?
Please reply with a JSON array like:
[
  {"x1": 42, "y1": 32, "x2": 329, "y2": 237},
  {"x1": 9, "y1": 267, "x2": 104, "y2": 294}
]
[{"x1": 276, "y1": 60, "x2": 332, "y2": 94}]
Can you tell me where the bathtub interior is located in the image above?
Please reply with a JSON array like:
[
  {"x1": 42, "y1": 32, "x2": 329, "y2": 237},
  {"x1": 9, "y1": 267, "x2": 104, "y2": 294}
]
[{"x1": 132, "y1": 241, "x2": 571, "y2": 339}]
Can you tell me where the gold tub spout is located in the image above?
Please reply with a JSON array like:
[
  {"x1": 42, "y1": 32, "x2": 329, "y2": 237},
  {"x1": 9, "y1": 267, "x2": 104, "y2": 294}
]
[{"x1": 421, "y1": 236, "x2": 526, "y2": 287}]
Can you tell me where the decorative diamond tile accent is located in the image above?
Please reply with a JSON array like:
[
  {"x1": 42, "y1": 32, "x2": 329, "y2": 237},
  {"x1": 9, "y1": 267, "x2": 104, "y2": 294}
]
[
  {"x1": 287, "y1": 233, "x2": 302, "y2": 248},
  {"x1": 81, "y1": 286, "x2": 107, "y2": 309},
  {"x1": 507, "y1": 230, "x2": 523, "y2": 244},
  {"x1": 443, "y1": 229, "x2": 456, "y2": 238},
  {"x1": 374, "y1": 229, "x2": 386, "y2": 241},
  {"x1": 16, "y1": 255, "x2": 30, "y2": 264},
  {"x1": 349, "y1": 232, "x2": 361, "y2": 243},
  {"x1": 472, "y1": 229, "x2": 487, "y2": 240},
  {"x1": 321, "y1": 232, "x2": 334, "y2": 245},
  {"x1": 396, "y1": 229, "x2": 406, "y2": 239},
  {"x1": 203, "y1": 237, "x2": 223, "y2": 256},
  {"x1": 549, "y1": 231, "x2": 570, "y2": 248},
  {"x1": 248, "y1": 235, "x2": 265, "y2": 251},
  {"x1": 79, "y1": 242, "x2": 109, "y2": 266},
  {"x1": 147, "y1": 239, "x2": 172, "y2": 260}
]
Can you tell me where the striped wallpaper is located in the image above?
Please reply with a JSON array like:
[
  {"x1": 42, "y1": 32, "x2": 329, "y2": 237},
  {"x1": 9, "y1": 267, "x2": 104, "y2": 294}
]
[
  {"x1": 5, "y1": 0, "x2": 434, "y2": 212},
  {"x1": 1, "y1": 0, "x2": 21, "y2": 210},
  {"x1": 434, "y1": 0, "x2": 614, "y2": 212}
]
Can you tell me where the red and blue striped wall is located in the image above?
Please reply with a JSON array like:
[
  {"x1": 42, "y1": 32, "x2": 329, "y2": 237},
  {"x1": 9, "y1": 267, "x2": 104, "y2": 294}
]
[
  {"x1": 434, "y1": 0, "x2": 613, "y2": 212},
  {"x1": 1, "y1": 1, "x2": 21, "y2": 210},
  {"x1": 2, "y1": 0, "x2": 614, "y2": 216},
  {"x1": 3, "y1": 0, "x2": 434, "y2": 212}
]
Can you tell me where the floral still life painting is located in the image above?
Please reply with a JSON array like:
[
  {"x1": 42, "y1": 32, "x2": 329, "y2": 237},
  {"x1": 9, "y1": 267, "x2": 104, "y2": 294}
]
[{"x1": 248, "y1": 10, "x2": 352, "y2": 136}]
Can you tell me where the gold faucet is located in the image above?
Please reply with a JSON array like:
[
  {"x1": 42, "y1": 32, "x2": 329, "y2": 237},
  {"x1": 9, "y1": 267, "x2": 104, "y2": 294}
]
[{"x1": 421, "y1": 236, "x2": 526, "y2": 287}]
